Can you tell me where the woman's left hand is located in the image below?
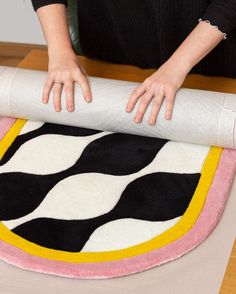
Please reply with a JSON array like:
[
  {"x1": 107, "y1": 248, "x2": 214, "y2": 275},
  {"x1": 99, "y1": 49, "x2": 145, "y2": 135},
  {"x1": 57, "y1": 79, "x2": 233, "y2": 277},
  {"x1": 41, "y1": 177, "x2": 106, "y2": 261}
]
[{"x1": 125, "y1": 58, "x2": 190, "y2": 125}]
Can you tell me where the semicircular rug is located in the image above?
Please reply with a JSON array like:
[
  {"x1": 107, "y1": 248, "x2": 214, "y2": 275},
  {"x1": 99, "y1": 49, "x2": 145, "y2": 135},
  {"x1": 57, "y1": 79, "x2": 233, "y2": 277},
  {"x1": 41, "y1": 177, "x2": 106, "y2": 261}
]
[{"x1": 0, "y1": 117, "x2": 235, "y2": 279}]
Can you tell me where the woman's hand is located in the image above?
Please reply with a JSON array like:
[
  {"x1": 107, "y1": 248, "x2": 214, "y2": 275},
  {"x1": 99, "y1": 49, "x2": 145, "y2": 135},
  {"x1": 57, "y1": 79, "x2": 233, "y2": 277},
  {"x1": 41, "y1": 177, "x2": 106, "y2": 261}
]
[
  {"x1": 35, "y1": 4, "x2": 92, "y2": 112},
  {"x1": 126, "y1": 18, "x2": 225, "y2": 125},
  {"x1": 125, "y1": 58, "x2": 189, "y2": 125},
  {"x1": 42, "y1": 49, "x2": 92, "y2": 112}
]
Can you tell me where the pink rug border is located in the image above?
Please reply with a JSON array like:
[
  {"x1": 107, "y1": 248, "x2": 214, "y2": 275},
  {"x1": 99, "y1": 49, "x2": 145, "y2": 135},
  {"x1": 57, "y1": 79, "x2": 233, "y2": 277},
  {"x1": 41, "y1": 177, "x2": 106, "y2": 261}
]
[
  {"x1": 0, "y1": 117, "x2": 16, "y2": 140},
  {"x1": 0, "y1": 117, "x2": 235, "y2": 279}
]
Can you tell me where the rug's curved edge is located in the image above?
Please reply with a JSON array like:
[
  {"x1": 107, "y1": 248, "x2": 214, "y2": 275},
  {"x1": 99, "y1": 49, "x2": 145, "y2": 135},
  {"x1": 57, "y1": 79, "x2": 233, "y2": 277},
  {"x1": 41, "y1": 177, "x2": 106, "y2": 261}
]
[
  {"x1": 0, "y1": 118, "x2": 221, "y2": 263},
  {"x1": 0, "y1": 144, "x2": 235, "y2": 278}
]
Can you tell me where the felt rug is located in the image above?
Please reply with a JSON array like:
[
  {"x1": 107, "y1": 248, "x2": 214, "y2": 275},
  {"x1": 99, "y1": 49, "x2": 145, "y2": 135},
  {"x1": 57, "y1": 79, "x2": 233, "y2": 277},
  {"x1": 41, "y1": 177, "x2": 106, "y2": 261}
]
[{"x1": 0, "y1": 117, "x2": 235, "y2": 279}]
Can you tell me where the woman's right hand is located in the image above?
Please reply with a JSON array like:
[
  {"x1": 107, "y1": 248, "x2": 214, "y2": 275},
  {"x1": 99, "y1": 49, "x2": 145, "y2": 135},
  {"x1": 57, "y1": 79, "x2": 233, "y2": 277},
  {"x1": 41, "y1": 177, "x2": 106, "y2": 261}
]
[{"x1": 42, "y1": 49, "x2": 92, "y2": 112}]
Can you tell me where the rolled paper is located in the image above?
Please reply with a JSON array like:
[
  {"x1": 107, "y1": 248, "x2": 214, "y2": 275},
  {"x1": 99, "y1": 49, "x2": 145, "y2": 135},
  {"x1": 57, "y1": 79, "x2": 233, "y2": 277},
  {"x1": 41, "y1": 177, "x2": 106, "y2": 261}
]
[{"x1": 0, "y1": 65, "x2": 236, "y2": 148}]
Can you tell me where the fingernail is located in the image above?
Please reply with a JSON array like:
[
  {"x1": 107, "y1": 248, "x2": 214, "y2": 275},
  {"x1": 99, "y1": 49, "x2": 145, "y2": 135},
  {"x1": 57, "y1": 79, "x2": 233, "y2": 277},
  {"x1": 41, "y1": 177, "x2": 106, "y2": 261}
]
[
  {"x1": 68, "y1": 106, "x2": 74, "y2": 112},
  {"x1": 134, "y1": 117, "x2": 140, "y2": 123},
  {"x1": 148, "y1": 120, "x2": 154, "y2": 125},
  {"x1": 86, "y1": 97, "x2": 91, "y2": 103},
  {"x1": 126, "y1": 106, "x2": 131, "y2": 112}
]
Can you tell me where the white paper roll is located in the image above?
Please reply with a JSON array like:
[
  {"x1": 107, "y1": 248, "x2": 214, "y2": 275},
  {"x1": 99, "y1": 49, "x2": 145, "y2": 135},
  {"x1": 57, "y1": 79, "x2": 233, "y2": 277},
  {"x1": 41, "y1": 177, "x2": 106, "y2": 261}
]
[{"x1": 0, "y1": 65, "x2": 236, "y2": 148}]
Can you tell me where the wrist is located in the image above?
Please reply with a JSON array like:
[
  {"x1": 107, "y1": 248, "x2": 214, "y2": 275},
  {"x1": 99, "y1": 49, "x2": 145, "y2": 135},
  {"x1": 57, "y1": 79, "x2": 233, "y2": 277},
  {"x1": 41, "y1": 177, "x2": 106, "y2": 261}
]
[
  {"x1": 48, "y1": 45, "x2": 76, "y2": 59},
  {"x1": 166, "y1": 52, "x2": 192, "y2": 76}
]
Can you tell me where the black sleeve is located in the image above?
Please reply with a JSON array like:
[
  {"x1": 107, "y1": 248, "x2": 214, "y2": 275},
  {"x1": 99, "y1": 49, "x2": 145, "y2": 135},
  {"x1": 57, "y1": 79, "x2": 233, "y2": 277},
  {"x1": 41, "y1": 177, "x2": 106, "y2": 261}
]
[
  {"x1": 31, "y1": 0, "x2": 68, "y2": 11},
  {"x1": 201, "y1": 0, "x2": 236, "y2": 35}
]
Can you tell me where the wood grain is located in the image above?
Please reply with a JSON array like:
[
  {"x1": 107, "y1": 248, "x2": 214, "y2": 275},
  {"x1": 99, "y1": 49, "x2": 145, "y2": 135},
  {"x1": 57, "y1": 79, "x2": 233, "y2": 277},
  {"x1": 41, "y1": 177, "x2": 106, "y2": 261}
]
[
  {"x1": 220, "y1": 239, "x2": 236, "y2": 294},
  {"x1": 0, "y1": 42, "x2": 46, "y2": 58},
  {"x1": 0, "y1": 56, "x2": 22, "y2": 67},
  {"x1": 18, "y1": 49, "x2": 236, "y2": 94}
]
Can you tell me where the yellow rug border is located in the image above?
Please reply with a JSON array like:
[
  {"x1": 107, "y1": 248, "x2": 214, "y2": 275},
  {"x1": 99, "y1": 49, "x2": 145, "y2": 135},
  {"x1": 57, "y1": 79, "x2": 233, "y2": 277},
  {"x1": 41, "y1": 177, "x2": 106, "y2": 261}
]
[{"x1": 0, "y1": 118, "x2": 223, "y2": 263}]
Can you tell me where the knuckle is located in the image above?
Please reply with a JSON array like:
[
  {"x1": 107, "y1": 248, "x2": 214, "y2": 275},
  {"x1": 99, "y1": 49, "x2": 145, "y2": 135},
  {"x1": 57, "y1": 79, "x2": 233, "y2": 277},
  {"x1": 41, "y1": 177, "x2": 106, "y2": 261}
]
[
  {"x1": 65, "y1": 84, "x2": 73, "y2": 92},
  {"x1": 48, "y1": 72, "x2": 55, "y2": 79},
  {"x1": 71, "y1": 70, "x2": 80, "y2": 79},
  {"x1": 76, "y1": 78, "x2": 84, "y2": 87},
  {"x1": 167, "y1": 98, "x2": 174, "y2": 103},
  {"x1": 141, "y1": 95, "x2": 150, "y2": 103},
  {"x1": 166, "y1": 93, "x2": 175, "y2": 101},
  {"x1": 52, "y1": 89, "x2": 58, "y2": 96},
  {"x1": 45, "y1": 80, "x2": 52, "y2": 88},
  {"x1": 133, "y1": 87, "x2": 141, "y2": 95},
  {"x1": 150, "y1": 82, "x2": 158, "y2": 91},
  {"x1": 78, "y1": 67, "x2": 84, "y2": 75},
  {"x1": 79, "y1": 76, "x2": 88, "y2": 85},
  {"x1": 64, "y1": 70, "x2": 72, "y2": 80},
  {"x1": 65, "y1": 84, "x2": 72, "y2": 92},
  {"x1": 154, "y1": 100, "x2": 161, "y2": 106},
  {"x1": 144, "y1": 78, "x2": 150, "y2": 85},
  {"x1": 131, "y1": 91, "x2": 138, "y2": 98},
  {"x1": 81, "y1": 83, "x2": 89, "y2": 91},
  {"x1": 51, "y1": 72, "x2": 61, "y2": 80},
  {"x1": 167, "y1": 82, "x2": 177, "y2": 91},
  {"x1": 156, "y1": 83, "x2": 164, "y2": 92}
]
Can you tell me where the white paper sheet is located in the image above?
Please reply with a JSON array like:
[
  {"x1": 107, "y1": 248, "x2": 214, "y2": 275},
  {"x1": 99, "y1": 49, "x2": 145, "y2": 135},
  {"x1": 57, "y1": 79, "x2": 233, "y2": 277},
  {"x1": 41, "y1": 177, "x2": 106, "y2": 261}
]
[{"x1": 0, "y1": 65, "x2": 236, "y2": 148}]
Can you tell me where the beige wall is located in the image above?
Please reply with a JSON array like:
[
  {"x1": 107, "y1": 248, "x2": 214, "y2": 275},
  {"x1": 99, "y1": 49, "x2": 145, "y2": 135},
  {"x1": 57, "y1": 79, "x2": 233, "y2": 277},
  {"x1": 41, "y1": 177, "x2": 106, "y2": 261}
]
[{"x1": 0, "y1": 0, "x2": 46, "y2": 45}]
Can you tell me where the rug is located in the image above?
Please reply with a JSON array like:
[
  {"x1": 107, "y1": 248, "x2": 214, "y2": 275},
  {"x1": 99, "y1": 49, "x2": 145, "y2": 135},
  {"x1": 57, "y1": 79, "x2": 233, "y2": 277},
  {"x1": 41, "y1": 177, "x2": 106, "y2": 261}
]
[{"x1": 0, "y1": 117, "x2": 235, "y2": 279}]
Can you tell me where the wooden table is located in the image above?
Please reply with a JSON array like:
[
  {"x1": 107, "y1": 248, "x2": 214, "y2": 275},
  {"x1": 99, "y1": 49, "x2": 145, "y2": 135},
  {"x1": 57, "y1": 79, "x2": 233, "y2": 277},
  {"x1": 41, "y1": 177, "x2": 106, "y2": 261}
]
[
  {"x1": 5, "y1": 48, "x2": 236, "y2": 293},
  {"x1": 19, "y1": 49, "x2": 236, "y2": 94}
]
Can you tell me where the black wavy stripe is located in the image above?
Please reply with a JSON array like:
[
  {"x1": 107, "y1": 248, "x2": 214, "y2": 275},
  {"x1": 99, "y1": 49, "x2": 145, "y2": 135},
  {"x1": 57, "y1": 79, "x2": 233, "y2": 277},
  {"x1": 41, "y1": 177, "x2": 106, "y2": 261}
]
[
  {"x1": 0, "y1": 133, "x2": 168, "y2": 220},
  {"x1": 12, "y1": 172, "x2": 200, "y2": 252},
  {"x1": 0, "y1": 123, "x2": 102, "y2": 166}
]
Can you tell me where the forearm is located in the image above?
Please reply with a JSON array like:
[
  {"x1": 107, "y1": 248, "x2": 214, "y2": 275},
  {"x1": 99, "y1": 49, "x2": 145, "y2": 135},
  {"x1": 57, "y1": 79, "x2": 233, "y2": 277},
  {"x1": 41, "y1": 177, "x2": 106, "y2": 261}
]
[
  {"x1": 36, "y1": 4, "x2": 74, "y2": 58},
  {"x1": 168, "y1": 20, "x2": 225, "y2": 74}
]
